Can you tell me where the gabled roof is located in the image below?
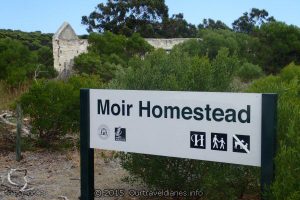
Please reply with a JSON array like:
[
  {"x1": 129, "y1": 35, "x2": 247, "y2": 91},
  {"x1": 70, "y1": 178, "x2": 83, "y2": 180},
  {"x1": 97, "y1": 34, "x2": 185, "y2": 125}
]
[{"x1": 53, "y1": 22, "x2": 78, "y2": 40}]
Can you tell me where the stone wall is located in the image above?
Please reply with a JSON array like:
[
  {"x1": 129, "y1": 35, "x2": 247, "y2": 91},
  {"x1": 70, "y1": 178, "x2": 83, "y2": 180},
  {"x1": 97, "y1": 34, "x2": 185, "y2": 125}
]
[
  {"x1": 145, "y1": 38, "x2": 196, "y2": 51},
  {"x1": 53, "y1": 22, "x2": 199, "y2": 73},
  {"x1": 53, "y1": 38, "x2": 88, "y2": 73}
]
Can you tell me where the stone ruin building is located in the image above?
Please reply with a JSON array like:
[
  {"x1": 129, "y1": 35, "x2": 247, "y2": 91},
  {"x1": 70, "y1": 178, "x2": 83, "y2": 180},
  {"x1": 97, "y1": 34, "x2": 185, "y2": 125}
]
[
  {"x1": 53, "y1": 22, "x2": 88, "y2": 77},
  {"x1": 53, "y1": 22, "x2": 196, "y2": 75}
]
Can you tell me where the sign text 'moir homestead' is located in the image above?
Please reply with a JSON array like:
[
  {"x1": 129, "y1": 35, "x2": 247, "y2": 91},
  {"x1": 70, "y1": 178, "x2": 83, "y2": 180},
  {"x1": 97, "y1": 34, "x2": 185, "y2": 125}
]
[{"x1": 98, "y1": 99, "x2": 251, "y2": 123}]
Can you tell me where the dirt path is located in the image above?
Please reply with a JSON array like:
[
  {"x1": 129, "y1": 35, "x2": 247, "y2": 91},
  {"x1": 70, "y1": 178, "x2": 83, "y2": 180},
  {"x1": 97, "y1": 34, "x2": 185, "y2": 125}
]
[{"x1": 0, "y1": 150, "x2": 145, "y2": 200}]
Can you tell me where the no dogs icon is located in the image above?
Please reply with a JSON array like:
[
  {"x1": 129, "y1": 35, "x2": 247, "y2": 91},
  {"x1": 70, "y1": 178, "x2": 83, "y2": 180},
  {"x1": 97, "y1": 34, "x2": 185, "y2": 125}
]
[{"x1": 233, "y1": 134, "x2": 250, "y2": 153}]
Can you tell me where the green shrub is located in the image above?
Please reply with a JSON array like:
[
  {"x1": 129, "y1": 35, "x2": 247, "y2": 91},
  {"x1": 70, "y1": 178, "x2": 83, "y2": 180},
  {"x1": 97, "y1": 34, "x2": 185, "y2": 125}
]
[
  {"x1": 111, "y1": 48, "x2": 260, "y2": 199},
  {"x1": 88, "y1": 32, "x2": 153, "y2": 64},
  {"x1": 237, "y1": 62, "x2": 264, "y2": 82},
  {"x1": 19, "y1": 75, "x2": 102, "y2": 146},
  {"x1": 73, "y1": 52, "x2": 119, "y2": 82},
  {"x1": 6, "y1": 67, "x2": 29, "y2": 87},
  {"x1": 247, "y1": 63, "x2": 300, "y2": 199},
  {"x1": 210, "y1": 48, "x2": 240, "y2": 91},
  {"x1": 0, "y1": 29, "x2": 52, "y2": 50},
  {"x1": 0, "y1": 38, "x2": 57, "y2": 88},
  {"x1": 175, "y1": 29, "x2": 260, "y2": 64},
  {"x1": 113, "y1": 48, "x2": 238, "y2": 92},
  {"x1": 0, "y1": 38, "x2": 35, "y2": 85},
  {"x1": 74, "y1": 32, "x2": 152, "y2": 81}
]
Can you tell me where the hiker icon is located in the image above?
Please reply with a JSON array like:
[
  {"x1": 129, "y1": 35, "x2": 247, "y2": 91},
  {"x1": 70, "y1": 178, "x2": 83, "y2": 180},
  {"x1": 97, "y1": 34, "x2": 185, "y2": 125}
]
[
  {"x1": 211, "y1": 133, "x2": 227, "y2": 151},
  {"x1": 220, "y1": 138, "x2": 226, "y2": 149},
  {"x1": 233, "y1": 134, "x2": 250, "y2": 153},
  {"x1": 212, "y1": 135, "x2": 219, "y2": 148}
]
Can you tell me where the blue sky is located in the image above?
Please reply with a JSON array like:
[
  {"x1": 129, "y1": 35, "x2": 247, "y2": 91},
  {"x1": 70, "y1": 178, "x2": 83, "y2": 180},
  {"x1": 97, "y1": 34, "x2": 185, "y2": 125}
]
[{"x1": 0, "y1": 0, "x2": 299, "y2": 35}]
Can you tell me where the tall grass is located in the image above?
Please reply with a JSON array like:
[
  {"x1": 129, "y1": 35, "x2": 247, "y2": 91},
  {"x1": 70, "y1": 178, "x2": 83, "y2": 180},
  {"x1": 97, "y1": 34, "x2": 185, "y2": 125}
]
[{"x1": 0, "y1": 81, "x2": 31, "y2": 110}]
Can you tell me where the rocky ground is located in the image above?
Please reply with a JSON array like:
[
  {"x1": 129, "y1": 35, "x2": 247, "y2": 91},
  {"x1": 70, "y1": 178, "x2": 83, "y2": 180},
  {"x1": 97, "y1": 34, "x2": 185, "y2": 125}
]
[
  {"x1": 0, "y1": 150, "x2": 145, "y2": 200},
  {"x1": 0, "y1": 112, "x2": 148, "y2": 200}
]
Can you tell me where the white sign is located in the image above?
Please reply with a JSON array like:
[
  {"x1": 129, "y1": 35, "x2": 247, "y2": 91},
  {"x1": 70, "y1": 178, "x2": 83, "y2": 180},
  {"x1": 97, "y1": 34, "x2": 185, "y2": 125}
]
[{"x1": 89, "y1": 89, "x2": 262, "y2": 166}]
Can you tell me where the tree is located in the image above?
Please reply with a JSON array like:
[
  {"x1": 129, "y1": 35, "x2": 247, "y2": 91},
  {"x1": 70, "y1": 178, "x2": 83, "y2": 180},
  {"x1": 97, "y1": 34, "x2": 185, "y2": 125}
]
[
  {"x1": 82, "y1": 0, "x2": 198, "y2": 38},
  {"x1": 255, "y1": 22, "x2": 300, "y2": 73},
  {"x1": 198, "y1": 18, "x2": 230, "y2": 30},
  {"x1": 232, "y1": 8, "x2": 275, "y2": 34},
  {"x1": 82, "y1": 0, "x2": 169, "y2": 37},
  {"x1": 162, "y1": 13, "x2": 197, "y2": 38}
]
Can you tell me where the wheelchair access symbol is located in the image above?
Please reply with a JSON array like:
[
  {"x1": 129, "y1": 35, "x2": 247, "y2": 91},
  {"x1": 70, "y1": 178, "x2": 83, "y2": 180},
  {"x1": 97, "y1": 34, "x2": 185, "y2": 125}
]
[{"x1": 233, "y1": 134, "x2": 250, "y2": 153}]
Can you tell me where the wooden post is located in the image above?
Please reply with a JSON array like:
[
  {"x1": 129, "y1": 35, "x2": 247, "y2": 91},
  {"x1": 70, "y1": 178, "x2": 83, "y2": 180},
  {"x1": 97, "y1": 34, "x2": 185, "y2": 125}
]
[{"x1": 16, "y1": 104, "x2": 22, "y2": 162}]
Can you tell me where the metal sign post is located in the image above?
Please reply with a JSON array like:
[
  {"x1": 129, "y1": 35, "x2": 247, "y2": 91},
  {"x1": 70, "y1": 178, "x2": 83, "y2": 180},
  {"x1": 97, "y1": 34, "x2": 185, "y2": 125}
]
[
  {"x1": 261, "y1": 94, "x2": 277, "y2": 195},
  {"x1": 80, "y1": 89, "x2": 277, "y2": 200},
  {"x1": 80, "y1": 89, "x2": 94, "y2": 200}
]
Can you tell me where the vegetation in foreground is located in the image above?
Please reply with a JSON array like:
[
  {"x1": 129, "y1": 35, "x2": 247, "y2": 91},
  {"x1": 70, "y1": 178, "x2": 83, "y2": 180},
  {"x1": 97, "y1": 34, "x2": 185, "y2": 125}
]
[{"x1": 0, "y1": 1, "x2": 299, "y2": 199}]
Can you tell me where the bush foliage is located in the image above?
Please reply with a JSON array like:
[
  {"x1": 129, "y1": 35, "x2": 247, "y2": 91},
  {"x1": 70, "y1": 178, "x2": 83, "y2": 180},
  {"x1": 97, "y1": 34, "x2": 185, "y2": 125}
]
[
  {"x1": 0, "y1": 38, "x2": 56, "y2": 88},
  {"x1": 112, "y1": 47, "x2": 238, "y2": 91},
  {"x1": 247, "y1": 63, "x2": 300, "y2": 199},
  {"x1": 0, "y1": 29, "x2": 52, "y2": 50},
  {"x1": 111, "y1": 48, "x2": 260, "y2": 199},
  {"x1": 19, "y1": 75, "x2": 102, "y2": 145},
  {"x1": 73, "y1": 32, "x2": 153, "y2": 81},
  {"x1": 237, "y1": 62, "x2": 264, "y2": 82}
]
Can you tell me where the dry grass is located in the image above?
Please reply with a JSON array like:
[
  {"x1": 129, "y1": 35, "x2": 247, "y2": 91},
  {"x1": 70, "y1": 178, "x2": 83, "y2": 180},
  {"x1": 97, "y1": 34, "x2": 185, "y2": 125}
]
[
  {"x1": 230, "y1": 77, "x2": 252, "y2": 92},
  {"x1": 0, "y1": 81, "x2": 30, "y2": 110},
  {"x1": 0, "y1": 81, "x2": 31, "y2": 151}
]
